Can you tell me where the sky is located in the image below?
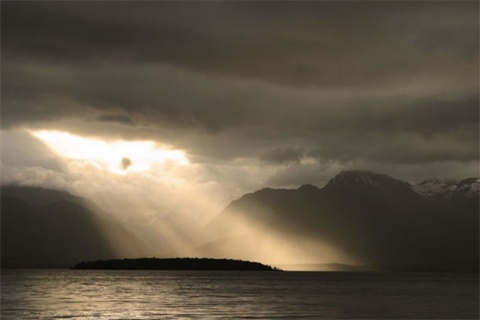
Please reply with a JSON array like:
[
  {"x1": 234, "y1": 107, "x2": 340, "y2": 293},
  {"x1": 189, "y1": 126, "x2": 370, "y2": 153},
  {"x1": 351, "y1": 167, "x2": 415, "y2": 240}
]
[{"x1": 1, "y1": 1, "x2": 479, "y2": 256}]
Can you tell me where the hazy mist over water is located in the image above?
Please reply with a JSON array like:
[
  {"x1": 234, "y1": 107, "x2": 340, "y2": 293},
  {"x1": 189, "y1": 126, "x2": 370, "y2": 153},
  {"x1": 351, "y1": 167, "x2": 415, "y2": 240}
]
[{"x1": 1, "y1": 269, "x2": 478, "y2": 319}]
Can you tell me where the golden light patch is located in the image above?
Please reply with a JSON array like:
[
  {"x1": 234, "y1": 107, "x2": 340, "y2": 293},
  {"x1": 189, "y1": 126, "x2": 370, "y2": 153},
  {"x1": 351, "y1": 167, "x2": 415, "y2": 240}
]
[{"x1": 31, "y1": 130, "x2": 189, "y2": 174}]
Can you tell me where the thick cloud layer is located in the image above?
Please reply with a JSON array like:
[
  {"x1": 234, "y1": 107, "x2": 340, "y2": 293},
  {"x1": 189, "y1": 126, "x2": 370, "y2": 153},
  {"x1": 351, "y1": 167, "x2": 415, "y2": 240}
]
[{"x1": 1, "y1": 1, "x2": 478, "y2": 189}]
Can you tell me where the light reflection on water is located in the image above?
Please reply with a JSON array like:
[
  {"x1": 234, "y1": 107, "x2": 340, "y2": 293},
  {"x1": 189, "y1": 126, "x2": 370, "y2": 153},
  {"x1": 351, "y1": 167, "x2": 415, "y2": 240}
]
[{"x1": 1, "y1": 269, "x2": 478, "y2": 319}]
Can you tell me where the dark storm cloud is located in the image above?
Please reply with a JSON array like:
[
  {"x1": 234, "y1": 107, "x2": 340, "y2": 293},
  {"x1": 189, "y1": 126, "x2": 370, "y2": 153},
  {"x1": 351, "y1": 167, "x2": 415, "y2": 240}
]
[
  {"x1": 1, "y1": 1, "x2": 478, "y2": 181},
  {"x1": 261, "y1": 148, "x2": 305, "y2": 165},
  {"x1": 3, "y1": 1, "x2": 477, "y2": 86},
  {"x1": 2, "y1": 59, "x2": 477, "y2": 131},
  {"x1": 3, "y1": 59, "x2": 477, "y2": 164},
  {"x1": 97, "y1": 114, "x2": 135, "y2": 126}
]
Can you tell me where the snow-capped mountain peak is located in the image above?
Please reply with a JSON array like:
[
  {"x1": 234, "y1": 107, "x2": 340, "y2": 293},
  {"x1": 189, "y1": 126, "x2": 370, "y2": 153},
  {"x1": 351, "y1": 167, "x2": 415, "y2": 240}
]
[
  {"x1": 413, "y1": 179, "x2": 459, "y2": 200},
  {"x1": 413, "y1": 178, "x2": 479, "y2": 200}
]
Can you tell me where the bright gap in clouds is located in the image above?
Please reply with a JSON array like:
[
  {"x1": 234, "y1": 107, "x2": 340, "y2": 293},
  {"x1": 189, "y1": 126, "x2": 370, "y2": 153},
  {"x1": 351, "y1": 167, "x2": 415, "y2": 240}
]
[{"x1": 31, "y1": 130, "x2": 189, "y2": 174}]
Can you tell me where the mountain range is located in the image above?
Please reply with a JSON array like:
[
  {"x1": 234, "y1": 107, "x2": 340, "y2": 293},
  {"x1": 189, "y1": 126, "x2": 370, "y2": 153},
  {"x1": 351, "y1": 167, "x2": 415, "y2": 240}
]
[
  {"x1": 203, "y1": 171, "x2": 479, "y2": 272},
  {"x1": 1, "y1": 170, "x2": 478, "y2": 271},
  {"x1": 1, "y1": 186, "x2": 153, "y2": 268}
]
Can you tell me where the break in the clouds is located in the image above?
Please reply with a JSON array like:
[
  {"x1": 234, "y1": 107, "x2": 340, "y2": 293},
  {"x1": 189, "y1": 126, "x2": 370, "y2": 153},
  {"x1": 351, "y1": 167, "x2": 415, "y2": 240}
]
[{"x1": 1, "y1": 1, "x2": 479, "y2": 190}]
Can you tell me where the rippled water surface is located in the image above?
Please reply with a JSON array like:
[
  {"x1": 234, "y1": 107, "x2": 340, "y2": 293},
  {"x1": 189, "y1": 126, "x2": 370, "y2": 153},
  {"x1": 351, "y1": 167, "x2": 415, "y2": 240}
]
[{"x1": 1, "y1": 269, "x2": 478, "y2": 319}]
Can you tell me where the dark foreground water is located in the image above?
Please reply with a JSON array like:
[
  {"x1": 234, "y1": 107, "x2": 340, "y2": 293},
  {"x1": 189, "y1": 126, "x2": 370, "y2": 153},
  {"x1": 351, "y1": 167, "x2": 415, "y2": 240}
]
[{"x1": 1, "y1": 269, "x2": 478, "y2": 319}]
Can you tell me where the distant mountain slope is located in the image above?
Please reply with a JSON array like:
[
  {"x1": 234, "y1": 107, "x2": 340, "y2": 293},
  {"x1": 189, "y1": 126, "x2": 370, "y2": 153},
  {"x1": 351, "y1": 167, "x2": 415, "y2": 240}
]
[
  {"x1": 205, "y1": 171, "x2": 479, "y2": 272},
  {"x1": 2, "y1": 186, "x2": 84, "y2": 207},
  {"x1": 1, "y1": 186, "x2": 153, "y2": 268}
]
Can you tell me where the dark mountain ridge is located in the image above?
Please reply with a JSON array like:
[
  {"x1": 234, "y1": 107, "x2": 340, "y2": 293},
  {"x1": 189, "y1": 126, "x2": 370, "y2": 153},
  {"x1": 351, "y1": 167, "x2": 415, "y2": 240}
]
[
  {"x1": 206, "y1": 170, "x2": 479, "y2": 272},
  {"x1": 1, "y1": 185, "x2": 84, "y2": 207},
  {"x1": 1, "y1": 185, "x2": 153, "y2": 268}
]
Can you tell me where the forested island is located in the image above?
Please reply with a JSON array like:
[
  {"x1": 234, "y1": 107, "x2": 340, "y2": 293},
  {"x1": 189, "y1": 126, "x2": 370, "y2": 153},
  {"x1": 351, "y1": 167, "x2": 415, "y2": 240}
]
[{"x1": 72, "y1": 258, "x2": 281, "y2": 271}]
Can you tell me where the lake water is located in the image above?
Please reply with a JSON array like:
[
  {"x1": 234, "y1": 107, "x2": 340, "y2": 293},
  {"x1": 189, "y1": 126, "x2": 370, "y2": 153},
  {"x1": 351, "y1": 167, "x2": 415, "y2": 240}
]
[{"x1": 1, "y1": 269, "x2": 478, "y2": 319}]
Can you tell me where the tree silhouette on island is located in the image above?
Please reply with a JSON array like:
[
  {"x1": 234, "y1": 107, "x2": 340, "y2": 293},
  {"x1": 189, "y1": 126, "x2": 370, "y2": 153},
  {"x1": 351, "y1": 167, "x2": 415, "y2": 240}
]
[{"x1": 72, "y1": 257, "x2": 281, "y2": 271}]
